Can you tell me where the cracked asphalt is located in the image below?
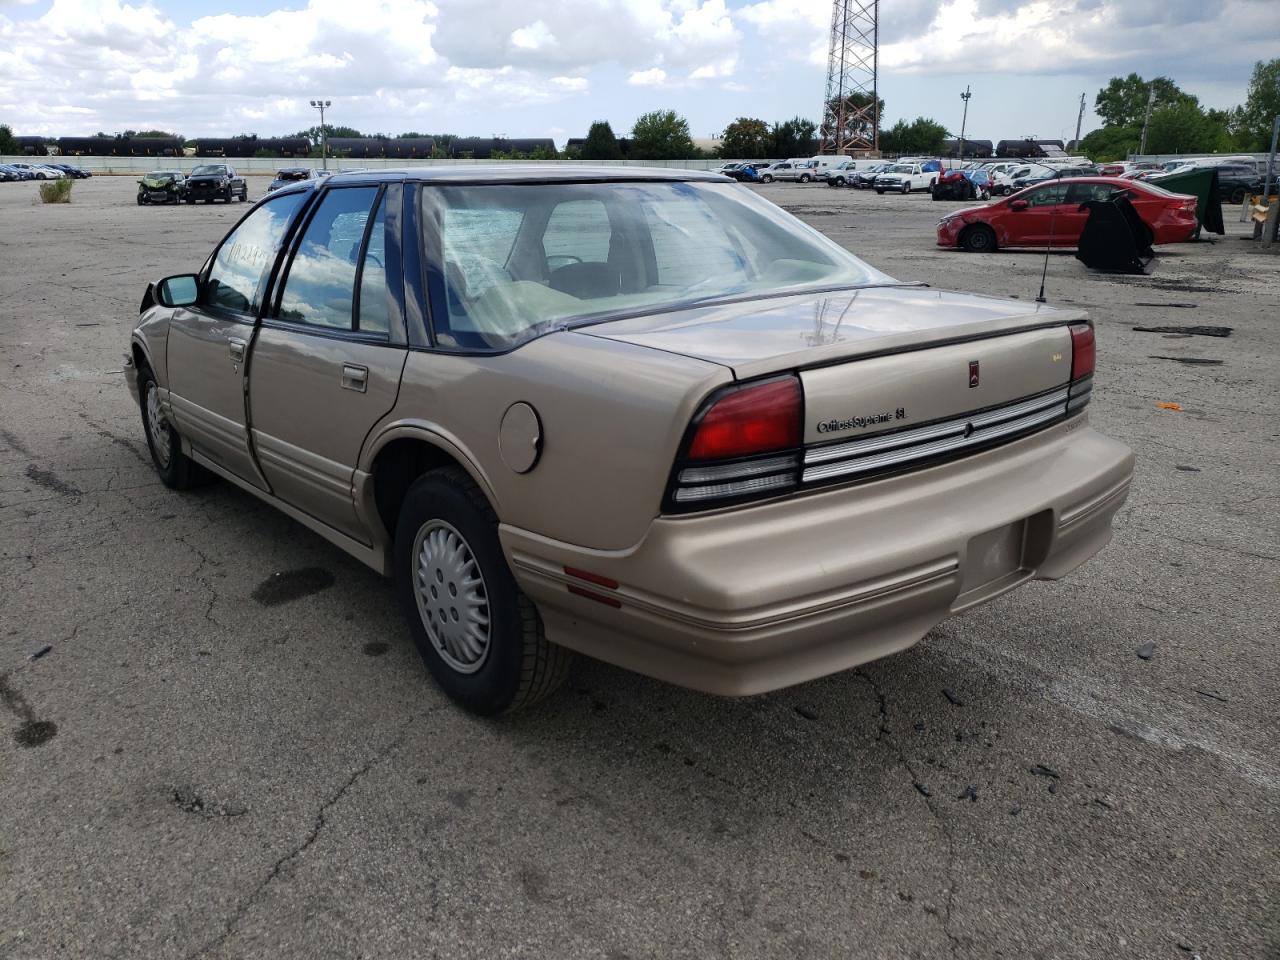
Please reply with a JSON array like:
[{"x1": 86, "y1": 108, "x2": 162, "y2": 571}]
[{"x1": 1, "y1": 176, "x2": 1277, "y2": 959}]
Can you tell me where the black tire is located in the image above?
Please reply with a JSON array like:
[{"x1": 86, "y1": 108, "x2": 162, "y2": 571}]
[
  {"x1": 760, "y1": 174, "x2": 773, "y2": 183},
  {"x1": 799, "y1": 174, "x2": 811, "y2": 183},
  {"x1": 239, "y1": 188, "x2": 248, "y2": 202},
  {"x1": 203, "y1": 198, "x2": 213, "y2": 204},
  {"x1": 960, "y1": 224, "x2": 998, "y2": 253},
  {"x1": 139, "y1": 368, "x2": 196, "y2": 489},
  {"x1": 901, "y1": 182, "x2": 911, "y2": 194},
  {"x1": 1229, "y1": 187, "x2": 1245, "y2": 205},
  {"x1": 395, "y1": 467, "x2": 571, "y2": 715},
  {"x1": 137, "y1": 196, "x2": 145, "y2": 206},
  {"x1": 875, "y1": 189, "x2": 885, "y2": 195}
]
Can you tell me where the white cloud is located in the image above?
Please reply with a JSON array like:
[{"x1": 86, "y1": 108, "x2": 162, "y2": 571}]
[
  {"x1": 510, "y1": 19, "x2": 555, "y2": 52},
  {"x1": 628, "y1": 67, "x2": 667, "y2": 87}
]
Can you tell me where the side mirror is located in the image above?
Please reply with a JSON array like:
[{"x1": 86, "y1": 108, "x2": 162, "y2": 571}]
[
  {"x1": 156, "y1": 274, "x2": 200, "y2": 308},
  {"x1": 1009, "y1": 199, "x2": 1029, "y2": 211}
]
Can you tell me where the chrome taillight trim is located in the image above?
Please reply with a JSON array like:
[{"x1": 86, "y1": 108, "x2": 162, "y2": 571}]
[
  {"x1": 673, "y1": 472, "x2": 796, "y2": 503},
  {"x1": 802, "y1": 386, "x2": 1073, "y2": 484},
  {"x1": 678, "y1": 454, "x2": 799, "y2": 484}
]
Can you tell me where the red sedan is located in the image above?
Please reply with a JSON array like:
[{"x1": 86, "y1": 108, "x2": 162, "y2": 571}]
[{"x1": 936, "y1": 177, "x2": 1199, "y2": 252}]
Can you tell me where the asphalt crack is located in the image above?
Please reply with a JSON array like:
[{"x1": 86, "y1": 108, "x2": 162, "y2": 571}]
[
  {"x1": 184, "y1": 717, "x2": 416, "y2": 959},
  {"x1": 855, "y1": 669, "x2": 963, "y2": 955}
]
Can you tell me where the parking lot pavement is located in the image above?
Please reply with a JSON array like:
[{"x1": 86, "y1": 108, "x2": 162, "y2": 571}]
[{"x1": 1, "y1": 174, "x2": 1277, "y2": 959}]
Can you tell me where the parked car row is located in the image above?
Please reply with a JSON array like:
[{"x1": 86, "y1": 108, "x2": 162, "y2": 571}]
[
  {"x1": 0, "y1": 162, "x2": 92, "y2": 181},
  {"x1": 135, "y1": 164, "x2": 249, "y2": 205}
]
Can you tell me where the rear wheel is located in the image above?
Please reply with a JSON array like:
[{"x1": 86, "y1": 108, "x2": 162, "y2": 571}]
[
  {"x1": 1229, "y1": 187, "x2": 1246, "y2": 205},
  {"x1": 760, "y1": 174, "x2": 773, "y2": 183},
  {"x1": 875, "y1": 189, "x2": 885, "y2": 195},
  {"x1": 395, "y1": 468, "x2": 571, "y2": 715},
  {"x1": 960, "y1": 224, "x2": 998, "y2": 253},
  {"x1": 799, "y1": 174, "x2": 811, "y2": 183}
]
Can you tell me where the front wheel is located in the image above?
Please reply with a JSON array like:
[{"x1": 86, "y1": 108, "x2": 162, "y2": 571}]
[
  {"x1": 137, "y1": 196, "x2": 145, "y2": 206},
  {"x1": 901, "y1": 182, "x2": 910, "y2": 194},
  {"x1": 799, "y1": 174, "x2": 811, "y2": 183},
  {"x1": 140, "y1": 370, "x2": 196, "y2": 489},
  {"x1": 960, "y1": 224, "x2": 998, "y2": 253},
  {"x1": 875, "y1": 189, "x2": 885, "y2": 194},
  {"x1": 1229, "y1": 187, "x2": 1246, "y2": 205},
  {"x1": 760, "y1": 174, "x2": 773, "y2": 183},
  {"x1": 395, "y1": 468, "x2": 571, "y2": 715}
]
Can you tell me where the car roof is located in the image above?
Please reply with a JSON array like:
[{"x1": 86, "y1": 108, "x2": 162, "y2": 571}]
[{"x1": 322, "y1": 165, "x2": 728, "y2": 186}]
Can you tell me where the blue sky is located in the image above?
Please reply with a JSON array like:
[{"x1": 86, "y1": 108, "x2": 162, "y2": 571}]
[{"x1": 0, "y1": 0, "x2": 1274, "y2": 145}]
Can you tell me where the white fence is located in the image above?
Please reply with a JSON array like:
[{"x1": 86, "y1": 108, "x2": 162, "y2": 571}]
[{"x1": 2, "y1": 155, "x2": 726, "y2": 176}]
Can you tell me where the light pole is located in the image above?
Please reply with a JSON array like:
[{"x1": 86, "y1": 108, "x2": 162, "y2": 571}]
[
  {"x1": 309, "y1": 99, "x2": 331, "y2": 170},
  {"x1": 958, "y1": 85, "x2": 971, "y2": 160}
]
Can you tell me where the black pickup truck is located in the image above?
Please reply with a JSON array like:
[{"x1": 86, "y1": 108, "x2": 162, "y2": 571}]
[{"x1": 183, "y1": 163, "x2": 248, "y2": 204}]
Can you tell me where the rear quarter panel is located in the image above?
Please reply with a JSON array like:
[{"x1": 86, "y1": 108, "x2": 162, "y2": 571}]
[{"x1": 366, "y1": 333, "x2": 730, "y2": 550}]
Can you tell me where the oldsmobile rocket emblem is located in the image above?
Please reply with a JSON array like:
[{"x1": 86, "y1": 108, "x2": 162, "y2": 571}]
[{"x1": 968, "y1": 360, "x2": 980, "y2": 388}]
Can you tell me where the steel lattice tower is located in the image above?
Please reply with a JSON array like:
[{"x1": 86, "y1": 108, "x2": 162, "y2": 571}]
[{"x1": 819, "y1": 0, "x2": 879, "y2": 154}]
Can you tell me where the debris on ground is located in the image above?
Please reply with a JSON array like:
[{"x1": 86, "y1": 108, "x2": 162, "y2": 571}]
[
  {"x1": 957, "y1": 785, "x2": 978, "y2": 802},
  {"x1": 1132, "y1": 324, "x2": 1232, "y2": 337},
  {"x1": 1009, "y1": 804, "x2": 1022, "y2": 815},
  {"x1": 1155, "y1": 402, "x2": 1183, "y2": 410},
  {"x1": 1136, "y1": 642, "x2": 1156, "y2": 660},
  {"x1": 1175, "y1": 465, "x2": 1201, "y2": 472},
  {"x1": 942, "y1": 688, "x2": 964, "y2": 707},
  {"x1": 1149, "y1": 356, "x2": 1225, "y2": 365},
  {"x1": 1030, "y1": 764, "x2": 1061, "y2": 779},
  {"x1": 28, "y1": 645, "x2": 52, "y2": 661},
  {"x1": 913, "y1": 782, "x2": 931, "y2": 797},
  {"x1": 1195, "y1": 689, "x2": 1228, "y2": 703},
  {"x1": 794, "y1": 705, "x2": 818, "y2": 721}
]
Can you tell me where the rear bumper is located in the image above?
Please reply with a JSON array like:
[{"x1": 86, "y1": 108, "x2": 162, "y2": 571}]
[{"x1": 502, "y1": 415, "x2": 1133, "y2": 696}]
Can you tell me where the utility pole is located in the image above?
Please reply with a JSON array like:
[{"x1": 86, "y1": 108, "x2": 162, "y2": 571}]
[
  {"x1": 1074, "y1": 92, "x2": 1085, "y2": 151},
  {"x1": 958, "y1": 85, "x2": 972, "y2": 160},
  {"x1": 1138, "y1": 85, "x2": 1156, "y2": 156},
  {"x1": 309, "y1": 99, "x2": 332, "y2": 170}
]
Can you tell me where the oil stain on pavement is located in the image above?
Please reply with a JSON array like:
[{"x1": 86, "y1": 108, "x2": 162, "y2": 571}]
[{"x1": 0, "y1": 673, "x2": 58, "y2": 748}]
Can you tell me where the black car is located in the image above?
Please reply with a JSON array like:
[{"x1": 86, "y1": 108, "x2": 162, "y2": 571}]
[
  {"x1": 137, "y1": 170, "x2": 186, "y2": 205},
  {"x1": 1208, "y1": 164, "x2": 1265, "y2": 204},
  {"x1": 267, "y1": 167, "x2": 316, "y2": 192},
  {"x1": 48, "y1": 163, "x2": 92, "y2": 179},
  {"x1": 184, "y1": 163, "x2": 248, "y2": 204}
]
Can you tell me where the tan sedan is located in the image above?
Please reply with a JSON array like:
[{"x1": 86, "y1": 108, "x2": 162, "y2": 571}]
[{"x1": 125, "y1": 167, "x2": 1134, "y2": 715}]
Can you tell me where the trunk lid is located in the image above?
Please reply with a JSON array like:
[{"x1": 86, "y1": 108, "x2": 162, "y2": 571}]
[{"x1": 582, "y1": 284, "x2": 1082, "y2": 455}]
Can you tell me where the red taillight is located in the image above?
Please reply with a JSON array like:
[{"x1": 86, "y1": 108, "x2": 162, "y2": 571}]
[
  {"x1": 687, "y1": 377, "x2": 802, "y2": 461},
  {"x1": 1070, "y1": 324, "x2": 1095, "y2": 381}
]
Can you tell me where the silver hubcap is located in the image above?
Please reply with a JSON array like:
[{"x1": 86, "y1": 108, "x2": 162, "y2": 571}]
[
  {"x1": 146, "y1": 382, "x2": 171, "y2": 468},
  {"x1": 412, "y1": 520, "x2": 490, "y2": 674}
]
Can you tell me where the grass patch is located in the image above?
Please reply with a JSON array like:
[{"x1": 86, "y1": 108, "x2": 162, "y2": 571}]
[{"x1": 38, "y1": 178, "x2": 73, "y2": 203}]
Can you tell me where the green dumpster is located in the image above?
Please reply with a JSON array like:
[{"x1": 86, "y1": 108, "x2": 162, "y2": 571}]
[{"x1": 1147, "y1": 168, "x2": 1225, "y2": 237}]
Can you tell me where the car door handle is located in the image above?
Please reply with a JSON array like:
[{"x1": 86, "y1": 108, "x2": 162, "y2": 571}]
[
  {"x1": 341, "y1": 363, "x2": 368, "y2": 393},
  {"x1": 228, "y1": 337, "x2": 247, "y2": 362}
]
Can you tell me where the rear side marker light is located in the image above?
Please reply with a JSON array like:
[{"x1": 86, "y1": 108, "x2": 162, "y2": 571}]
[
  {"x1": 567, "y1": 584, "x2": 621, "y2": 608},
  {"x1": 564, "y1": 567, "x2": 618, "y2": 590}
]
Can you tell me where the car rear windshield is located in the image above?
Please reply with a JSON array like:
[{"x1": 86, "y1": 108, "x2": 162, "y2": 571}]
[
  {"x1": 192, "y1": 165, "x2": 227, "y2": 176},
  {"x1": 424, "y1": 180, "x2": 890, "y2": 352},
  {"x1": 277, "y1": 170, "x2": 310, "y2": 181}
]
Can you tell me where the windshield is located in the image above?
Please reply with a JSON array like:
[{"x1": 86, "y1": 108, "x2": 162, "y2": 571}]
[
  {"x1": 192, "y1": 165, "x2": 228, "y2": 176},
  {"x1": 425, "y1": 180, "x2": 892, "y2": 352},
  {"x1": 889, "y1": 165, "x2": 913, "y2": 174}
]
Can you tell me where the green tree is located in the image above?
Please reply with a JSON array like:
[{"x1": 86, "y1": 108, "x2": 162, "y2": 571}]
[
  {"x1": 825, "y1": 92, "x2": 884, "y2": 145},
  {"x1": 1094, "y1": 74, "x2": 1195, "y2": 129},
  {"x1": 1233, "y1": 58, "x2": 1280, "y2": 151},
  {"x1": 0, "y1": 124, "x2": 17, "y2": 154},
  {"x1": 581, "y1": 120, "x2": 623, "y2": 160},
  {"x1": 879, "y1": 117, "x2": 948, "y2": 155},
  {"x1": 630, "y1": 109, "x2": 696, "y2": 159},
  {"x1": 1144, "y1": 100, "x2": 1225, "y2": 154},
  {"x1": 720, "y1": 117, "x2": 771, "y2": 159},
  {"x1": 1079, "y1": 125, "x2": 1141, "y2": 162},
  {"x1": 770, "y1": 116, "x2": 818, "y2": 157}
]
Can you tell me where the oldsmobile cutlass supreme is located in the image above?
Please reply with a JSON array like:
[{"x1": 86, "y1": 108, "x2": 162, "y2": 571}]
[{"x1": 125, "y1": 167, "x2": 1134, "y2": 715}]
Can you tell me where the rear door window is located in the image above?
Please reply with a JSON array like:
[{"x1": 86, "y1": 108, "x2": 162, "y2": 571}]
[
  {"x1": 1026, "y1": 183, "x2": 1069, "y2": 206},
  {"x1": 277, "y1": 186, "x2": 380, "y2": 330}
]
